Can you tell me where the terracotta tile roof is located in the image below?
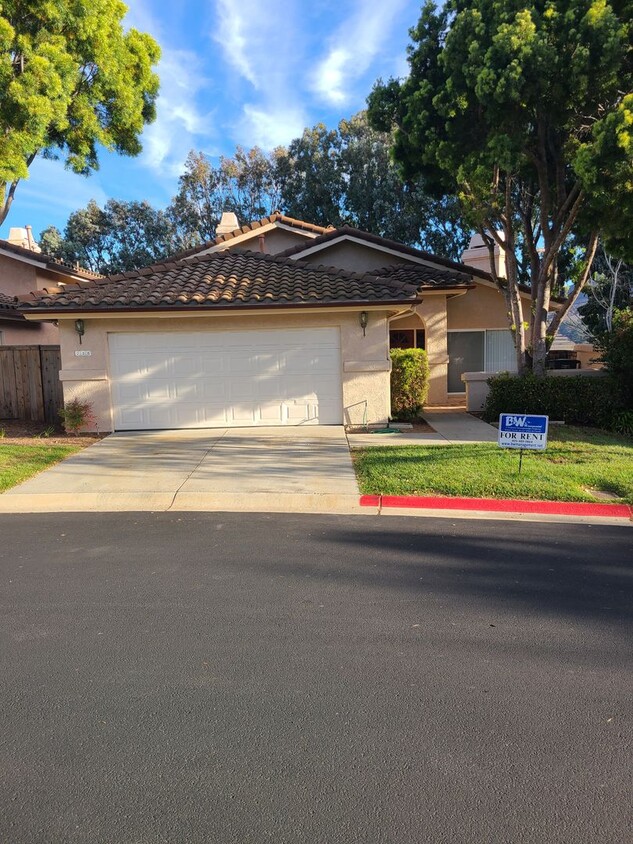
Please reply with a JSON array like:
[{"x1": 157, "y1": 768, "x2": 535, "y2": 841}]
[
  {"x1": 169, "y1": 212, "x2": 336, "y2": 261},
  {"x1": 0, "y1": 291, "x2": 18, "y2": 310},
  {"x1": 373, "y1": 264, "x2": 472, "y2": 289},
  {"x1": 0, "y1": 239, "x2": 103, "y2": 281},
  {"x1": 277, "y1": 225, "x2": 493, "y2": 280},
  {"x1": 0, "y1": 291, "x2": 26, "y2": 321},
  {"x1": 19, "y1": 250, "x2": 422, "y2": 313}
]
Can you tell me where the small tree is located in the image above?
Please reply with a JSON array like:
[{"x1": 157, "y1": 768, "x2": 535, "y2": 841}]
[
  {"x1": 59, "y1": 398, "x2": 96, "y2": 435},
  {"x1": 580, "y1": 250, "x2": 633, "y2": 337}
]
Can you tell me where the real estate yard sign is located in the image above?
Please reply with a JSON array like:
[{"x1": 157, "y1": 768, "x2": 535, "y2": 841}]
[
  {"x1": 498, "y1": 414, "x2": 549, "y2": 473},
  {"x1": 498, "y1": 414, "x2": 549, "y2": 450}
]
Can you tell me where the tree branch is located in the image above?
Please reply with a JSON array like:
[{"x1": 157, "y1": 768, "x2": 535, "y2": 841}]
[{"x1": 548, "y1": 231, "x2": 600, "y2": 337}]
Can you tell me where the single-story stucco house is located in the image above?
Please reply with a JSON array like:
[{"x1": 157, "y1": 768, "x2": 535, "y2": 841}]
[
  {"x1": 17, "y1": 212, "x2": 545, "y2": 432},
  {"x1": 0, "y1": 227, "x2": 102, "y2": 345}
]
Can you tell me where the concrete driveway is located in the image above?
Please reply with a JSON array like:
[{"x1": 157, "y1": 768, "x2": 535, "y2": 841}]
[{"x1": 0, "y1": 427, "x2": 361, "y2": 513}]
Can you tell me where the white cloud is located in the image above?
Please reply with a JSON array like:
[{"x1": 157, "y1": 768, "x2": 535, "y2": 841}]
[
  {"x1": 211, "y1": 1, "x2": 309, "y2": 150},
  {"x1": 124, "y1": 2, "x2": 217, "y2": 179},
  {"x1": 237, "y1": 104, "x2": 307, "y2": 149},
  {"x1": 213, "y1": 0, "x2": 261, "y2": 88},
  {"x1": 141, "y1": 49, "x2": 216, "y2": 178},
  {"x1": 311, "y1": 0, "x2": 409, "y2": 106}
]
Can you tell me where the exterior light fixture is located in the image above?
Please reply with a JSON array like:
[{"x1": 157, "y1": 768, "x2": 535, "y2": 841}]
[
  {"x1": 75, "y1": 318, "x2": 85, "y2": 344},
  {"x1": 359, "y1": 311, "x2": 368, "y2": 337}
]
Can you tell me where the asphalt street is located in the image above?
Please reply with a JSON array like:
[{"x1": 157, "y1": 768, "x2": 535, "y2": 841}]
[{"x1": 0, "y1": 512, "x2": 631, "y2": 844}]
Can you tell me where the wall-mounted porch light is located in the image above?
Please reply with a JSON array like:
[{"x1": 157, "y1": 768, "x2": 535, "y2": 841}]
[
  {"x1": 75, "y1": 318, "x2": 85, "y2": 345},
  {"x1": 359, "y1": 311, "x2": 368, "y2": 337}
]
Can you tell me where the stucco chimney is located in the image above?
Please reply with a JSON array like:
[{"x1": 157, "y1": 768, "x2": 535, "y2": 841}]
[
  {"x1": 216, "y1": 211, "x2": 239, "y2": 236},
  {"x1": 461, "y1": 232, "x2": 505, "y2": 278},
  {"x1": 7, "y1": 225, "x2": 42, "y2": 252}
]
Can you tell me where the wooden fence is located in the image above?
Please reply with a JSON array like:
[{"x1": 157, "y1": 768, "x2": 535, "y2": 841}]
[{"x1": 0, "y1": 345, "x2": 62, "y2": 424}]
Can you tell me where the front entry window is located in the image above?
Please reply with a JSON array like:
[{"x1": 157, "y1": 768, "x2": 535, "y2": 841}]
[
  {"x1": 447, "y1": 331, "x2": 485, "y2": 393},
  {"x1": 389, "y1": 329, "x2": 426, "y2": 350}
]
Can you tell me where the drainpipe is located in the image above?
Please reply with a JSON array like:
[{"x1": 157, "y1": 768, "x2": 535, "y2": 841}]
[{"x1": 258, "y1": 234, "x2": 266, "y2": 253}]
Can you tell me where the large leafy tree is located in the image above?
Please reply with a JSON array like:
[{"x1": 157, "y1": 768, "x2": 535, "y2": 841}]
[
  {"x1": 168, "y1": 147, "x2": 284, "y2": 249},
  {"x1": 278, "y1": 112, "x2": 469, "y2": 258},
  {"x1": 40, "y1": 198, "x2": 176, "y2": 275},
  {"x1": 368, "y1": 0, "x2": 633, "y2": 375},
  {"x1": 0, "y1": 0, "x2": 160, "y2": 226}
]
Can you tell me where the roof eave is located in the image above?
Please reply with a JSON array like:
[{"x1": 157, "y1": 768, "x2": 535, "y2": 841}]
[{"x1": 20, "y1": 297, "x2": 422, "y2": 318}]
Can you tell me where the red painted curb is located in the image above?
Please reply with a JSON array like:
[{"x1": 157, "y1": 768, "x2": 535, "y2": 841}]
[{"x1": 360, "y1": 494, "x2": 631, "y2": 519}]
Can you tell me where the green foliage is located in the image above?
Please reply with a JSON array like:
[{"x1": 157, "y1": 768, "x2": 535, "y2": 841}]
[
  {"x1": 169, "y1": 147, "x2": 284, "y2": 248},
  {"x1": 40, "y1": 198, "x2": 177, "y2": 275},
  {"x1": 368, "y1": 1, "x2": 633, "y2": 374},
  {"x1": 596, "y1": 310, "x2": 633, "y2": 406},
  {"x1": 42, "y1": 110, "x2": 470, "y2": 272},
  {"x1": 59, "y1": 397, "x2": 95, "y2": 434},
  {"x1": 482, "y1": 373, "x2": 623, "y2": 428},
  {"x1": 580, "y1": 252, "x2": 633, "y2": 336},
  {"x1": 277, "y1": 112, "x2": 469, "y2": 258},
  {"x1": 390, "y1": 348, "x2": 430, "y2": 420},
  {"x1": 0, "y1": 0, "x2": 160, "y2": 225},
  {"x1": 610, "y1": 410, "x2": 633, "y2": 438}
]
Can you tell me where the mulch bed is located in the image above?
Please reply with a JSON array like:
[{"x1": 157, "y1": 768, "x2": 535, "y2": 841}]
[{"x1": 0, "y1": 420, "x2": 103, "y2": 446}]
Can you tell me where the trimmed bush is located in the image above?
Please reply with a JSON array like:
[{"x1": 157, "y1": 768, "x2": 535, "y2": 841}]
[
  {"x1": 390, "y1": 348, "x2": 430, "y2": 420},
  {"x1": 482, "y1": 373, "x2": 621, "y2": 428},
  {"x1": 597, "y1": 310, "x2": 633, "y2": 408}
]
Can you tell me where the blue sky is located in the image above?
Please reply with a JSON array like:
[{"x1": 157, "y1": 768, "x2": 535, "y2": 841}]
[{"x1": 1, "y1": 0, "x2": 420, "y2": 243}]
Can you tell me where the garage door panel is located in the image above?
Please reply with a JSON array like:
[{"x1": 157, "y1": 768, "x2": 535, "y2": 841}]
[{"x1": 109, "y1": 329, "x2": 342, "y2": 430}]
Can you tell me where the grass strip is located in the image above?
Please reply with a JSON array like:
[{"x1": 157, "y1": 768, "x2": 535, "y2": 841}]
[
  {"x1": 352, "y1": 426, "x2": 633, "y2": 504},
  {"x1": 0, "y1": 444, "x2": 83, "y2": 493}
]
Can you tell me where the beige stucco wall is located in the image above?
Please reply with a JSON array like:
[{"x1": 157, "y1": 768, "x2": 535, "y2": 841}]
[
  {"x1": 0, "y1": 254, "x2": 59, "y2": 344},
  {"x1": 298, "y1": 241, "x2": 411, "y2": 273},
  {"x1": 448, "y1": 284, "x2": 509, "y2": 330},
  {"x1": 0, "y1": 319, "x2": 53, "y2": 345},
  {"x1": 55, "y1": 309, "x2": 394, "y2": 432},
  {"x1": 221, "y1": 227, "x2": 315, "y2": 256},
  {"x1": 575, "y1": 343, "x2": 603, "y2": 370}
]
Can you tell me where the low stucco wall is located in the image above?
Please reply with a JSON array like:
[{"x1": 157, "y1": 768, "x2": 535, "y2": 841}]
[{"x1": 56, "y1": 310, "x2": 394, "y2": 432}]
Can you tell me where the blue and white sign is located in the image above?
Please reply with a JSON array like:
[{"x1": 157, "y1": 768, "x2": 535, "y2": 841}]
[{"x1": 498, "y1": 414, "x2": 548, "y2": 450}]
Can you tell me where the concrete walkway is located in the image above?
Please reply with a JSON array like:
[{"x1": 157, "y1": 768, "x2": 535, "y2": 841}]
[
  {"x1": 347, "y1": 408, "x2": 498, "y2": 448},
  {"x1": 0, "y1": 427, "x2": 361, "y2": 514}
]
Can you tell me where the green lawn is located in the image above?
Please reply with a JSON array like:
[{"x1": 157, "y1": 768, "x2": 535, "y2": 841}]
[
  {"x1": 353, "y1": 426, "x2": 633, "y2": 503},
  {"x1": 0, "y1": 444, "x2": 83, "y2": 493}
]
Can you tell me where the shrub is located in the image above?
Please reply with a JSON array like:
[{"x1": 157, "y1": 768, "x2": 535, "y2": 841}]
[
  {"x1": 482, "y1": 373, "x2": 621, "y2": 429},
  {"x1": 59, "y1": 398, "x2": 96, "y2": 435},
  {"x1": 390, "y1": 348, "x2": 430, "y2": 420},
  {"x1": 597, "y1": 310, "x2": 633, "y2": 408}
]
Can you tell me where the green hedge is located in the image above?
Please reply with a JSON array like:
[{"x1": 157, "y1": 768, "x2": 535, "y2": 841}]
[
  {"x1": 390, "y1": 348, "x2": 430, "y2": 420},
  {"x1": 482, "y1": 373, "x2": 620, "y2": 428}
]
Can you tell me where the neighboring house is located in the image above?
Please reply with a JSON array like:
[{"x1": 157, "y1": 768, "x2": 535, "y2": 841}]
[
  {"x1": 17, "y1": 213, "x2": 549, "y2": 432},
  {"x1": 0, "y1": 227, "x2": 101, "y2": 345}
]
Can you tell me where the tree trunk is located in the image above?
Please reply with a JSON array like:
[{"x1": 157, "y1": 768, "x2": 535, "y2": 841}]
[{"x1": 531, "y1": 270, "x2": 552, "y2": 377}]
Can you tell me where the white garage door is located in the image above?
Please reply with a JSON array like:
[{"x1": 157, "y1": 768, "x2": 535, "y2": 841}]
[{"x1": 109, "y1": 328, "x2": 343, "y2": 430}]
